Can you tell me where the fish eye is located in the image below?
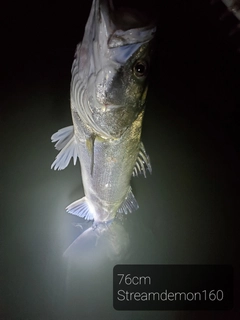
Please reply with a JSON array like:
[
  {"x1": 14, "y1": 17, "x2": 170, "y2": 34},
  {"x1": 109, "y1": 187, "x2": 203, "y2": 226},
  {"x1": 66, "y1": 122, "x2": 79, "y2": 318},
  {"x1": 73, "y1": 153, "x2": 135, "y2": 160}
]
[{"x1": 133, "y1": 60, "x2": 148, "y2": 78}]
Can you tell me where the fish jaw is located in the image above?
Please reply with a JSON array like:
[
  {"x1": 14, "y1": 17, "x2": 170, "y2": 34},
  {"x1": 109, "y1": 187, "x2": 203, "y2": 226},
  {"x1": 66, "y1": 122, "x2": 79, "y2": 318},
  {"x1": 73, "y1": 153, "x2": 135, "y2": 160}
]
[
  {"x1": 71, "y1": 0, "x2": 156, "y2": 139},
  {"x1": 78, "y1": 0, "x2": 155, "y2": 75}
]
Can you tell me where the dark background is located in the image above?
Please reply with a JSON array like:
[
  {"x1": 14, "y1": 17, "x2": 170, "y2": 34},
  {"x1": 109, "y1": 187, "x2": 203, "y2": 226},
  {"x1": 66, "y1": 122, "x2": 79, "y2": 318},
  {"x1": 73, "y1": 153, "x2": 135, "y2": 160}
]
[{"x1": 1, "y1": 0, "x2": 239, "y2": 319}]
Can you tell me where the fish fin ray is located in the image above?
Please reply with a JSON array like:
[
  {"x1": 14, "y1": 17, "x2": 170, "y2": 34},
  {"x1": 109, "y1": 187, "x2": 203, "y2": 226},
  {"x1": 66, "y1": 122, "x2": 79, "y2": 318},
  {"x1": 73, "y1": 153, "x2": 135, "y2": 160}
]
[
  {"x1": 132, "y1": 142, "x2": 152, "y2": 178},
  {"x1": 66, "y1": 197, "x2": 94, "y2": 221},
  {"x1": 51, "y1": 133, "x2": 79, "y2": 170},
  {"x1": 117, "y1": 188, "x2": 139, "y2": 215},
  {"x1": 51, "y1": 126, "x2": 74, "y2": 151}
]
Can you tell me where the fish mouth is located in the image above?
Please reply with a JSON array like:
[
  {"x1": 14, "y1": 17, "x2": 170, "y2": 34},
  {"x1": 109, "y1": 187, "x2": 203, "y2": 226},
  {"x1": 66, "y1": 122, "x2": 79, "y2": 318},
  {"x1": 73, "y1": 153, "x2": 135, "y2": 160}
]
[
  {"x1": 101, "y1": 0, "x2": 156, "y2": 48},
  {"x1": 83, "y1": 0, "x2": 156, "y2": 51},
  {"x1": 75, "y1": 0, "x2": 156, "y2": 138},
  {"x1": 78, "y1": 0, "x2": 156, "y2": 74}
]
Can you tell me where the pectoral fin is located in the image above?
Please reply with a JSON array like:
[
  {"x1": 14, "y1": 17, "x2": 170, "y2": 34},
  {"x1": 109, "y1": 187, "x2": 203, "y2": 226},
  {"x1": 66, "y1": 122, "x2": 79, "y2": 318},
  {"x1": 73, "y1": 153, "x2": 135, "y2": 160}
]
[
  {"x1": 51, "y1": 126, "x2": 79, "y2": 170},
  {"x1": 132, "y1": 142, "x2": 152, "y2": 178},
  {"x1": 51, "y1": 126, "x2": 74, "y2": 150}
]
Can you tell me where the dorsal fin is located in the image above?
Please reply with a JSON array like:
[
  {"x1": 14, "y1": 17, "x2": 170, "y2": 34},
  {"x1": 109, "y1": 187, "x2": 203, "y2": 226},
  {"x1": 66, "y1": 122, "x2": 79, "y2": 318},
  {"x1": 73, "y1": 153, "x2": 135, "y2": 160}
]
[
  {"x1": 132, "y1": 142, "x2": 152, "y2": 178},
  {"x1": 117, "y1": 188, "x2": 139, "y2": 215}
]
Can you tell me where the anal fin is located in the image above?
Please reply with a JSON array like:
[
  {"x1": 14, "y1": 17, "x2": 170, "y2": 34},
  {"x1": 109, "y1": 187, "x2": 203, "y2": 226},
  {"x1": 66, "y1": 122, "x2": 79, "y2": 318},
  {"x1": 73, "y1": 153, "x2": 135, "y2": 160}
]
[
  {"x1": 132, "y1": 142, "x2": 152, "y2": 178},
  {"x1": 66, "y1": 197, "x2": 94, "y2": 221}
]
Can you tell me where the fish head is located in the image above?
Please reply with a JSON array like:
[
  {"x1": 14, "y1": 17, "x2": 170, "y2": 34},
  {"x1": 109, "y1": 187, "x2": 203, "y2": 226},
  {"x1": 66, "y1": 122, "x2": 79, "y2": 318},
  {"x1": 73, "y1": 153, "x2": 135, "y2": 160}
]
[{"x1": 73, "y1": 0, "x2": 156, "y2": 138}]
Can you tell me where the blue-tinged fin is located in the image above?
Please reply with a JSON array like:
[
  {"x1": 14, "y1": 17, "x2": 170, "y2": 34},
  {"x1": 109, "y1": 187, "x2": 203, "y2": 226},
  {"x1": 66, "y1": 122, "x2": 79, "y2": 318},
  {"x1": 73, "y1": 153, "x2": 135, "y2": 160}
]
[
  {"x1": 66, "y1": 197, "x2": 94, "y2": 221},
  {"x1": 51, "y1": 126, "x2": 79, "y2": 170},
  {"x1": 132, "y1": 142, "x2": 152, "y2": 178},
  {"x1": 51, "y1": 126, "x2": 74, "y2": 150},
  {"x1": 117, "y1": 188, "x2": 139, "y2": 215}
]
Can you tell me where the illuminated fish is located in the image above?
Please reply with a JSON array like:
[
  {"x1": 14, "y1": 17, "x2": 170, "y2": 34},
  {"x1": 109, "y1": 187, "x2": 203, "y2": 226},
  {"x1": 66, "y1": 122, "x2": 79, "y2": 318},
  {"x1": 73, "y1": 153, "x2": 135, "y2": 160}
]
[{"x1": 51, "y1": 0, "x2": 156, "y2": 260}]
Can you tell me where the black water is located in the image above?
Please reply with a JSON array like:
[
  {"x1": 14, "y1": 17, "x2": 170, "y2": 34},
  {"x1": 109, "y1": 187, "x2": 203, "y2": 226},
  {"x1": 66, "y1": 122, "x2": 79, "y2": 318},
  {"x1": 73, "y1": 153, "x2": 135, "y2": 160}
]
[{"x1": 1, "y1": 1, "x2": 239, "y2": 319}]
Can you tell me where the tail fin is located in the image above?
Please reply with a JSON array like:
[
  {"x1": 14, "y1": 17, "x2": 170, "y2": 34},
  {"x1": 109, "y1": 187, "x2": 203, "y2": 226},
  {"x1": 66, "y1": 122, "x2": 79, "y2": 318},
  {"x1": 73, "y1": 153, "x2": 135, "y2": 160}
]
[{"x1": 63, "y1": 221, "x2": 130, "y2": 265}]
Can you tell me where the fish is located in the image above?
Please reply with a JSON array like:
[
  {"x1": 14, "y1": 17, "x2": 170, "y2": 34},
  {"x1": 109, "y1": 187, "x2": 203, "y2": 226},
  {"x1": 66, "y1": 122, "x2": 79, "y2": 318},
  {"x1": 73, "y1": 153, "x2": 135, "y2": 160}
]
[
  {"x1": 211, "y1": 0, "x2": 240, "y2": 37},
  {"x1": 51, "y1": 0, "x2": 156, "y2": 261},
  {"x1": 220, "y1": 0, "x2": 240, "y2": 21}
]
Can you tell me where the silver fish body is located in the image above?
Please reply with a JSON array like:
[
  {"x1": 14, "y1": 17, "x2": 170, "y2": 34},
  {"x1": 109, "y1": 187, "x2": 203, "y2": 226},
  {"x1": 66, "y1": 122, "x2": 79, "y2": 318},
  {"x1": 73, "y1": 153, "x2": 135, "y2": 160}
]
[
  {"x1": 71, "y1": 110, "x2": 144, "y2": 223},
  {"x1": 51, "y1": 0, "x2": 155, "y2": 256}
]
